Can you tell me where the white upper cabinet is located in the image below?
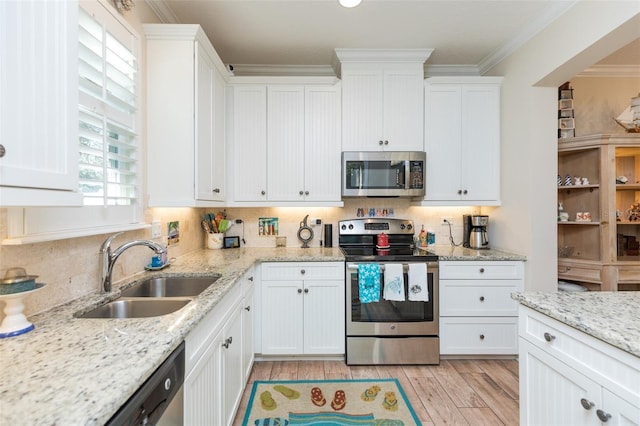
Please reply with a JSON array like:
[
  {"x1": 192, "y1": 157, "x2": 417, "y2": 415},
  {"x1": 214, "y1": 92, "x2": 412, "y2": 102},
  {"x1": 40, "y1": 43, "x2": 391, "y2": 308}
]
[
  {"x1": 0, "y1": 0, "x2": 81, "y2": 206},
  {"x1": 337, "y1": 49, "x2": 433, "y2": 152},
  {"x1": 227, "y1": 78, "x2": 342, "y2": 205},
  {"x1": 228, "y1": 84, "x2": 268, "y2": 202},
  {"x1": 144, "y1": 24, "x2": 228, "y2": 207},
  {"x1": 423, "y1": 76, "x2": 502, "y2": 205}
]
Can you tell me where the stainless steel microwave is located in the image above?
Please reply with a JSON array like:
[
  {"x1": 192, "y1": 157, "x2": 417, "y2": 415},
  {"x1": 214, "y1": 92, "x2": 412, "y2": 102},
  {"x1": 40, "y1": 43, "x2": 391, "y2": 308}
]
[{"x1": 342, "y1": 151, "x2": 426, "y2": 197}]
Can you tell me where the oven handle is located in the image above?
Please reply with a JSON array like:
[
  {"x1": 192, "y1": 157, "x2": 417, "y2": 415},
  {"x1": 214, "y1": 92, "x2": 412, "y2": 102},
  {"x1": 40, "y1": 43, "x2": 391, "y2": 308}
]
[{"x1": 347, "y1": 263, "x2": 437, "y2": 272}]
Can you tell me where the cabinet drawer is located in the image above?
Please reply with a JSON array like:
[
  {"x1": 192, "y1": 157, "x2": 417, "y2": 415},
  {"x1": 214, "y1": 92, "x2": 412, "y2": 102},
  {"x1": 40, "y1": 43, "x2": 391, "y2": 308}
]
[
  {"x1": 519, "y1": 306, "x2": 640, "y2": 402},
  {"x1": 261, "y1": 262, "x2": 343, "y2": 281},
  {"x1": 557, "y1": 261, "x2": 602, "y2": 283},
  {"x1": 440, "y1": 261, "x2": 523, "y2": 280},
  {"x1": 440, "y1": 317, "x2": 518, "y2": 355},
  {"x1": 440, "y1": 280, "x2": 520, "y2": 316}
]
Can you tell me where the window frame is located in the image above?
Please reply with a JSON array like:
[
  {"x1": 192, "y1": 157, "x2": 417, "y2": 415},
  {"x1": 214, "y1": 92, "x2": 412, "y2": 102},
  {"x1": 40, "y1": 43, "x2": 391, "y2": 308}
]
[{"x1": 4, "y1": 0, "x2": 146, "y2": 245}]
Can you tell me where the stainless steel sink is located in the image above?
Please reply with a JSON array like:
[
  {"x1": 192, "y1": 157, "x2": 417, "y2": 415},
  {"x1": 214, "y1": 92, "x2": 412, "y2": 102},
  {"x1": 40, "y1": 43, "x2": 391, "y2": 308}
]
[
  {"x1": 120, "y1": 276, "x2": 219, "y2": 298},
  {"x1": 78, "y1": 299, "x2": 192, "y2": 319}
]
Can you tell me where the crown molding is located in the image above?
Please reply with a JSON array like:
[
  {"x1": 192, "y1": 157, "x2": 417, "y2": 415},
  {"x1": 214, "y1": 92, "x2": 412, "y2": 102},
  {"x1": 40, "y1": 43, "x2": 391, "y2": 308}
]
[
  {"x1": 576, "y1": 65, "x2": 640, "y2": 78},
  {"x1": 229, "y1": 64, "x2": 338, "y2": 77},
  {"x1": 424, "y1": 64, "x2": 481, "y2": 77},
  {"x1": 144, "y1": 0, "x2": 179, "y2": 23},
  {"x1": 478, "y1": 0, "x2": 578, "y2": 75}
]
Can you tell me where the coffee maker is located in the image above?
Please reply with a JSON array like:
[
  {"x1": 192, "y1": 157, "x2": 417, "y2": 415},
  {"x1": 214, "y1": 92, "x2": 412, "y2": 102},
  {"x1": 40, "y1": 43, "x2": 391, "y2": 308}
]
[{"x1": 463, "y1": 215, "x2": 490, "y2": 249}]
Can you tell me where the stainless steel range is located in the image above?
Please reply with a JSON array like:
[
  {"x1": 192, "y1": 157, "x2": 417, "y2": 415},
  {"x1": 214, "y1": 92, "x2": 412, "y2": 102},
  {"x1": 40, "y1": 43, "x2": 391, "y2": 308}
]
[{"x1": 339, "y1": 218, "x2": 439, "y2": 365}]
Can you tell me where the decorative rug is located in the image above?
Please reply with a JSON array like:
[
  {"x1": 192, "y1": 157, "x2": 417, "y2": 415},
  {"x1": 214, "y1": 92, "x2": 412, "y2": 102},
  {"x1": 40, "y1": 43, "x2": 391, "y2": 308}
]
[{"x1": 242, "y1": 378, "x2": 420, "y2": 425}]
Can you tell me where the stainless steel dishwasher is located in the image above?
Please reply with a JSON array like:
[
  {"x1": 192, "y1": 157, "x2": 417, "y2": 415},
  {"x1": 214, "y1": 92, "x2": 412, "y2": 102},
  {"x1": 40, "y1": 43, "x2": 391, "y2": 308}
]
[{"x1": 106, "y1": 341, "x2": 185, "y2": 425}]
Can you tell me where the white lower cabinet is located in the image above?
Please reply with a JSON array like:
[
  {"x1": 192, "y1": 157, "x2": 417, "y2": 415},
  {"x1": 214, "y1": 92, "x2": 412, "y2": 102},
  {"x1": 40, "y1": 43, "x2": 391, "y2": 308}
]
[
  {"x1": 184, "y1": 274, "x2": 253, "y2": 426},
  {"x1": 439, "y1": 261, "x2": 524, "y2": 355},
  {"x1": 260, "y1": 262, "x2": 345, "y2": 355},
  {"x1": 241, "y1": 268, "x2": 255, "y2": 381},
  {"x1": 519, "y1": 305, "x2": 640, "y2": 426}
]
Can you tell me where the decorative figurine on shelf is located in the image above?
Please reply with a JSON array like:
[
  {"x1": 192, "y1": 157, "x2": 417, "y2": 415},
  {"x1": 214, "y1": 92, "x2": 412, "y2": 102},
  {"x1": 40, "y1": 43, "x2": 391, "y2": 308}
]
[
  {"x1": 617, "y1": 175, "x2": 629, "y2": 184},
  {"x1": 628, "y1": 202, "x2": 640, "y2": 222},
  {"x1": 564, "y1": 175, "x2": 572, "y2": 186}
]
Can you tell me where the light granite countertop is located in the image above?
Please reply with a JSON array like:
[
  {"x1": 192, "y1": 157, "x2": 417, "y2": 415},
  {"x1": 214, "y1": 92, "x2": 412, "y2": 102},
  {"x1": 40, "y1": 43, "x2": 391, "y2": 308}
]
[
  {"x1": 0, "y1": 245, "x2": 525, "y2": 425},
  {"x1": 0, "y1": 247, "x2": 343, "y2": 426},
  {"x1": 512, "y1": 291, "x2": 640, "y2": 357},
  {"x1": 426, "y1": 245, "x2": 526, "y2": 261}
]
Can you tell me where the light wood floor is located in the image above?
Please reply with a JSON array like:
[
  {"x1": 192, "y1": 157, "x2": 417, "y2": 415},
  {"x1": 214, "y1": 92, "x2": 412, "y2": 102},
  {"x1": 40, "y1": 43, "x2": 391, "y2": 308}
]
[{"x1": 233, "y1": 359, "x2": 519, "y2": 425}]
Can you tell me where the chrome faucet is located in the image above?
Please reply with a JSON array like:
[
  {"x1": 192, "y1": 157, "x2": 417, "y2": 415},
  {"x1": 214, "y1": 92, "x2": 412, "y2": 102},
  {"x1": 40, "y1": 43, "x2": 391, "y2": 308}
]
[{"x1": 100, "y1": 232, "x2": 166, "y2": 292}]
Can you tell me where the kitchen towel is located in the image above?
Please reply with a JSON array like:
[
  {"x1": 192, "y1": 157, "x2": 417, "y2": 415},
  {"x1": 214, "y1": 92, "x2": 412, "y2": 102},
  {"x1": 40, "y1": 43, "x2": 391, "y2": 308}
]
[
  {"x1": 358, "y1": 264, "x2": 380, "y2": 303},
  {"x1": 383, "y1": 263, "x2": 405, "y2": 301},
  {"x1": 408, "y1": 263, "x2": 429, "y2": 302}
]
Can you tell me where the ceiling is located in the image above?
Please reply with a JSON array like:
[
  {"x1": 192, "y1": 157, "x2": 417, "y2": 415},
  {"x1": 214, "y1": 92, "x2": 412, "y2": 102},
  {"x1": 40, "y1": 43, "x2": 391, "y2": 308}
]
[{"x1": 146, "y1": 0, "x2": 640, "y2": 76}]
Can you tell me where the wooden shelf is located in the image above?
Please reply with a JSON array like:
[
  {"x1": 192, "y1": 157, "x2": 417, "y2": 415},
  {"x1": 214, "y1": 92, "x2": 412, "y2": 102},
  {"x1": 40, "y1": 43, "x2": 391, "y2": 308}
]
[
  {"x1": 616, "y1": 184, "x2": 640, "y2": 190},
  {"x1": 617, "y1": 221, "x2": 640, "y2": 225},
  {"x1": 558, "y1": 221, "x2": 600, "y2": 225},
  {"x1": 558, "y1": 184, "x2": 599, "y2": 191}
]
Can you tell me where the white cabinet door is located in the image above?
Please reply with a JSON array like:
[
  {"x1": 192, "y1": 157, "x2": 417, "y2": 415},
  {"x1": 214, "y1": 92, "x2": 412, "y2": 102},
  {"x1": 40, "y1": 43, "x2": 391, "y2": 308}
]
[
  {"x1": 266, "y1": 86, "x2": 305, "y2": 201},
  {"x1": 342, "y1": 65, "x2": 424, "y2": 152},
  {"x1": 342, "y1": 68, "x2": 384, "y2": 151},
  {"x1": 424, "y1": 77, "x2": 502, "y2": 205},
  {"x1": 0, "y1": 1, "x2": 80, "y2": 206},
  {"x1": 145, "y1": 25, "x2": 227, "y2": 206},
  {"x1": 222, "y1": 306, "x2": 244, "y2": 426},
  {"x1": 184, "y1": 328, "x2": 223, "y2": 426},
  {"x1": 261, "y1": 278, "x2": 304, "y2": 354},
  {"x1": 195, "y1": 42, "x2": 216, "y2": 201},
  {"x1": 303, "y1": 279, "x2": 345, "y2": 354},
  {"x1": 231, "y1": 85, "x2": 268, "y2": 201},
  {"x1": 195, "y1": 45, "x2": 226, "y2": 202},
  {"x1": 304, "y1": 85, "x2": 342, "y2": 202},
  {"x1": 520, "y1": 339, "x2": 601, "y2": 426},
  {"x1": 383, "y1": 67, "x2": 424, "y2": 151},
  {"x1": 460, "y1": 84, "x2": 500, "y2": 202},
  {"x1": 242, "y1": 284, "x2": 255, "y2": 382},
  {"x1": 261, "y1": 262, "x2": 345, "y2": 355}
]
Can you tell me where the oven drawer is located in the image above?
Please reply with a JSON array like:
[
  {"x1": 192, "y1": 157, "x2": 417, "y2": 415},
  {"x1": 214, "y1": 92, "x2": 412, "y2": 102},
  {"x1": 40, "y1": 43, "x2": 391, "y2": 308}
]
[
  {"x1": 440, "y1": 280, "x2": 520, "y2": 316},
  {"x1": 440, "y1": 261, "x2": 523, "y2": 280},
  {"x1": 261, "y1": 262, "x2": 343, "y2": 280},
  {"x1": 440, "y1": 317, "x2": 518, "y2": 355}
]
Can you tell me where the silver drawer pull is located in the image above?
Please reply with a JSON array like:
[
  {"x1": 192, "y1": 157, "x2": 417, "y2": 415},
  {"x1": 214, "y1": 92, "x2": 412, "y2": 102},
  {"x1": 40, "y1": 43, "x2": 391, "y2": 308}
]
[
  {"x1": 596, "y1": 409, "x2": 611, "y2": 422},
  {"x1": 479, "y1": 334, "x2": 485, "y2": 340},
  {"x1": 479, "y1": 268, "x2": 485, "y2": 273},
  {"x1": 544, "y1": 332, "x2": 556, "y2": 342},
  {"x1": 580, "y1": 398, "x2": 594, "y2": 410},
  {"x1": 479, "y1": 296, "x2": 485, "y2": 302},
  {"x1": 244, "y1": 305, "x2": 251, "y2": 311}
]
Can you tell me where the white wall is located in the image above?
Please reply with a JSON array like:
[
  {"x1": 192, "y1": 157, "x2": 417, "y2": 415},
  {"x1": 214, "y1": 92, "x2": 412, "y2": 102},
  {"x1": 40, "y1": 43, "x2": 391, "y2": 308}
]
[{"x1": 487, "y1": 1, "x2": 640, "y2": 291}]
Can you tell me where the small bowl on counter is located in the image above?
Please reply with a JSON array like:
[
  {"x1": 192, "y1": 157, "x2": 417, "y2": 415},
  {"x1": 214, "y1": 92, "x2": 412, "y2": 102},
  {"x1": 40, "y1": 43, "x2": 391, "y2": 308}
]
[{"x1": 0, "y1": 267, "x2": 38, "y2": 295}]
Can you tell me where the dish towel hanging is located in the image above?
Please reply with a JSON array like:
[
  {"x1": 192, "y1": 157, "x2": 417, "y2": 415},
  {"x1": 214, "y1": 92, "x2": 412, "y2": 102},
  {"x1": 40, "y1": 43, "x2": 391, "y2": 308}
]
[
  {"x1": 408, "y1": 263, "x2": 429, "y2": 301},
  {"x1": 358, "y1": 264, "x2": 380, "y2": 303},
  {"x1": 383, "y1": 263, "x2": 405, "y2": 301}
]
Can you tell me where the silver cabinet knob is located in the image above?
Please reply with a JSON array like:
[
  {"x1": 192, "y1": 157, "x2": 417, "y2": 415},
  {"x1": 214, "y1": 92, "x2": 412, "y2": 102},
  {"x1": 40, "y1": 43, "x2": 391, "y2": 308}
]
[
  {"x1": 300, "y1": 269, "x2": 306, "y2": 275},
  {"x1": 0, "y1": 144, "x2": 5, "y2": 158},
  {"x1": 384, "y1": 140, "x2": 389, "y2": 145},
  {"x1": 544, "y1": 332, "x2": 556, "y2": 342},
  {"x1": 479, "y1": 268, "x2": 485, "y2": 273},
  {"x1": 297, "y1": 288, "x2": 303, "y2": 294},
  {"x1": 261, "y1": 190, "x2": 266, "y2": 195},
  {"x1": 299, "y1": 190, "x2": 304, "y2": 195},
  {"x1": 463, "y1": 189, "x2": 468, "y2": 194},
  {"x1": 248, "y1": 276, "x2": 254, "y2": 282},
  {"x1": 479, "y1": 334, "x2": 485, "y2": 340},
  {"x1": 596, "y1": 409, "x2": 611, "y2": 422},
  {"x1": 244, "y1": 305, "x2": 251, "y2": 311},
  {"x1": 580, "y1": 398, "x2": 594, "y2": 410},
  {"x1": 479, "y1": 296, "x2": 485, "y2": 302},
  {"x1": 378, "y1": 140, "x2": 384, "y2": 145},
  {"x1": 212, "y1": 188, "x2": 220, "y2": 193},
  {"x1": 457, "y1": 189, "x2": 462, "y2": 194},
  {"x1": 304, "y1": 288, "x2": 309, "y2": 294},
  {"x1": 305, "y1": 191, "x2": 309, "y2": 195}
]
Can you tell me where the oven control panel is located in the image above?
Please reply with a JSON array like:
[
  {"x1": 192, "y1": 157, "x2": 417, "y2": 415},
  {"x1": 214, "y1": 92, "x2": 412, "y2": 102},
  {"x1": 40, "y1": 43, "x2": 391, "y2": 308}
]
[{"x1": 339, "y1": 218, "x2": 414, "y2": 235}]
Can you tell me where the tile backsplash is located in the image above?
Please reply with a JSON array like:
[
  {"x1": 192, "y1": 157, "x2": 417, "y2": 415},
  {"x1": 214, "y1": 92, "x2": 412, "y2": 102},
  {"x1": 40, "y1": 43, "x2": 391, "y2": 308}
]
[{"x1": 0, "y1": 202, "x2": 476, "y2": 320}]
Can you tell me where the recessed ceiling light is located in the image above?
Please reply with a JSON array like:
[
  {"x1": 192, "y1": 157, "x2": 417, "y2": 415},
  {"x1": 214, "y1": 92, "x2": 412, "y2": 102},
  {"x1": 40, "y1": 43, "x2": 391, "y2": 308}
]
[{"x1": 339, "y1": 0, "x2": 362, "y2": 8}]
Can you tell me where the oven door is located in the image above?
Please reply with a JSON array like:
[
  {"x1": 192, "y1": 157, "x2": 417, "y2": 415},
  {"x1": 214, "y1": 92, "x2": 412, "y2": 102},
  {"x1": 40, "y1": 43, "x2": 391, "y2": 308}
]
[{"x1": 346, "y1": 262, "x2": 438, "y2": 336}]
